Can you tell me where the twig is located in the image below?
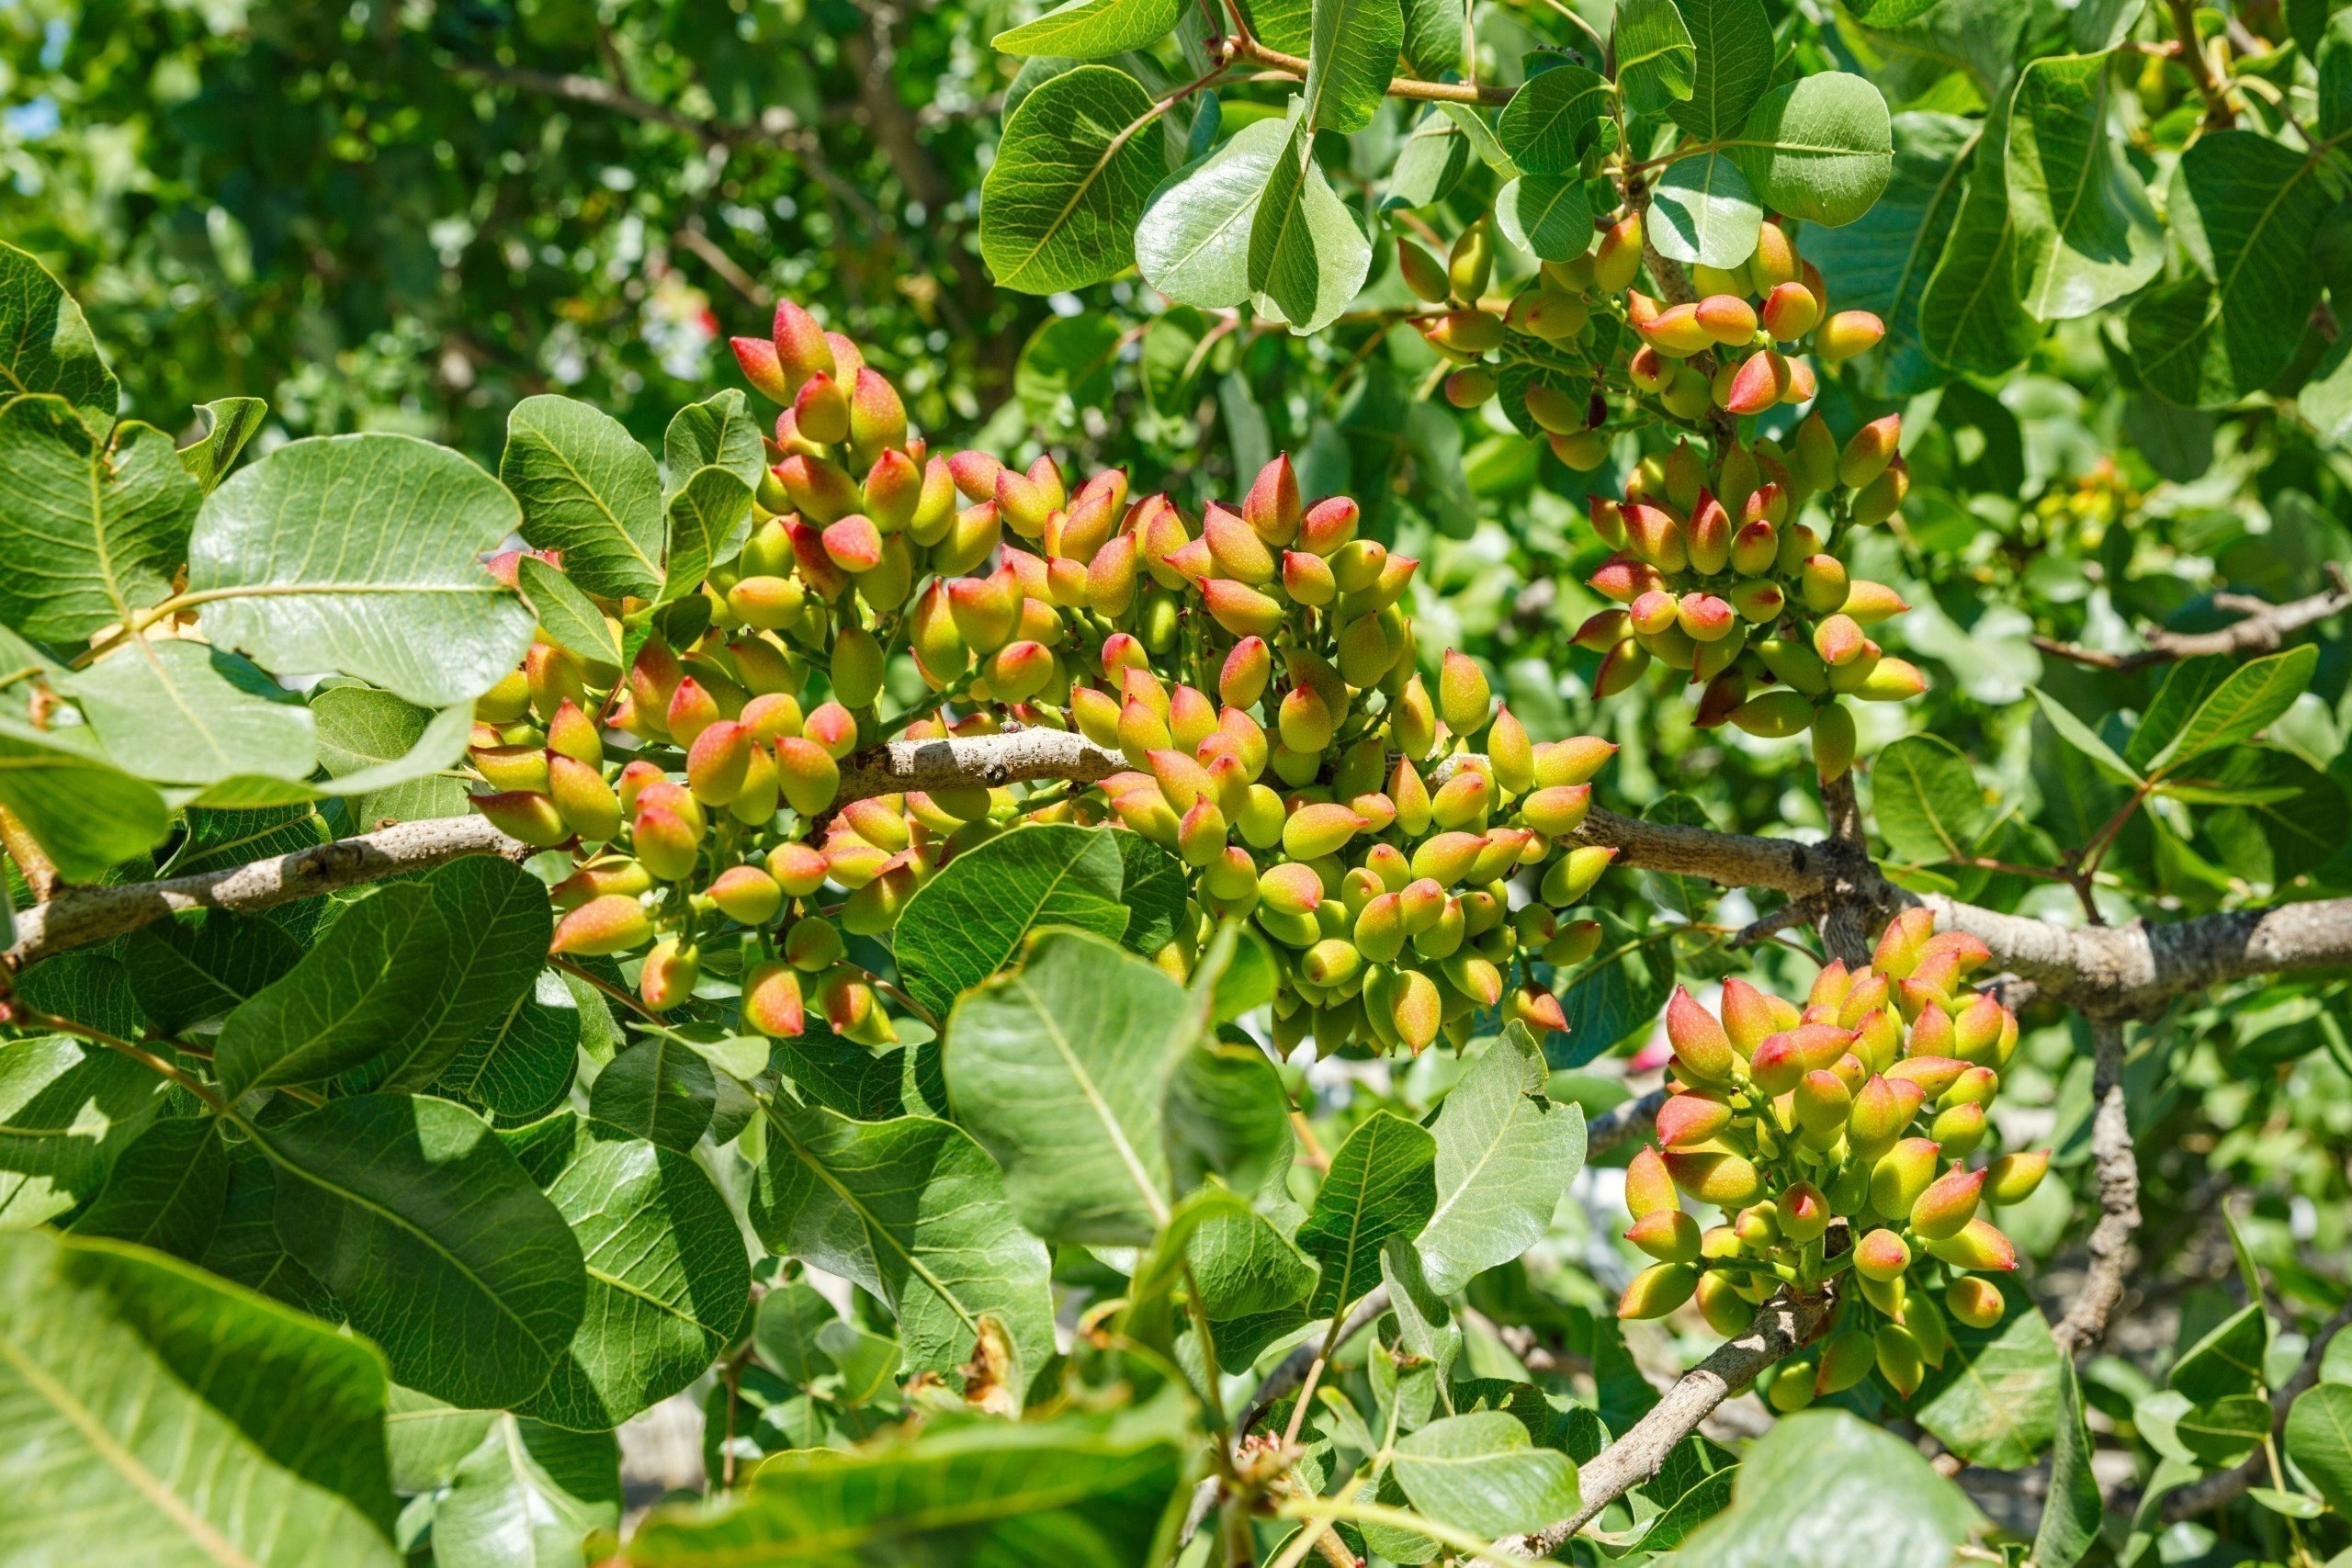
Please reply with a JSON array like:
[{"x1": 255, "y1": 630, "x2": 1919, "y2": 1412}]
[
  {"x1": 1241, "y1": 1289, "x2": 1391, "y2": 1437},
  {"x1": 1586, "y1": 1087, "x2": 1665, "y2": 1155},
  {"x1": 2033, "y1": 564, "x2": 2348, "y2": 672},
  {"x1": 1230, "y1": 36, "x2": 1516, "y2": 104},
  {"x1": 0, "y1": 804, "x2": 60, "y2": 901},
  {"x1": 673, "y1": 224, "x2": 770, "y2": 309},
  {"x1": 2052, "y1": 1016, "x2": 2140, "y2": 1354},
  {"x1": 2165, "y1": 0, "x2": 2236, "y2": 129},
  {"x1": 1505, "y1": 1291, "x2": 1834, "y2": 1555}
]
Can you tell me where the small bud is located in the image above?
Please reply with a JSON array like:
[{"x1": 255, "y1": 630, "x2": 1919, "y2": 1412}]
[
  {"x1": 1626, "y1": 1145, "x2": 1679, "y2": 1217},
  {"x1": 1923, "y1": 1217, "x2": 2020, "y2": 1273},
  {"x1": 1618, "y1": 1260, "x2": 1699, "y2": 1320},
  {"x1": 633, "y1": 938, "x2": 702, "y2": 1021},
  {"x1": 1815, "y1": 310, "x2": 1886, "y2": 362},
  {"x1": 1948, "y1": 1276, "x2": 2007, "y2": 1329},
  {"x1": 1626, "y1": 1208, "x2": 1702, "y2": 1263},
  {"x1": 1438, "y1": 650, "x2": 1491, "y2": 735},
  {"x1": 551, "y1": 894, "x2": 653, "y2": 956},
  {"x1": 1663, "y1": 1148, "x2": 1765, "y2": 1208},
  {"x1": 1855, "y1": 1227, "x2": 1912, "y2": 1282},
  {"x1": 1870, "y1": 1137, "x2": 1941, "y2": 1221}
]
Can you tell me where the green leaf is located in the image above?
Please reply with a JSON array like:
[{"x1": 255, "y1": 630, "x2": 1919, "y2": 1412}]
[
  {"x1": 309, "y1": 686, "x2": 473, "y2": 825},
  {"x1": 1115, "y1": 829, "x2": 1189, "y2": 955},
  {"x1": 178, "y1": 397, "x2": 267, "y2": 493},
  {"x1": 216, "y1": 861, "x2": 547, "y2": 1098},
  {"x1": 189, "y1": 433, "x2": 538, "y2": 707},
  {"x1": 1381, "y1": 1235, "x2": 1461, "y2": 1384},
  {"x1": 749, "y1": 1099, "x2": 1057, "y2": 1380},
  {"x1": 66, "y1": 639, "x2": 317, "y2": 787},
  {"x1": 1385, "y1": 108, "x2": 1474, "y2": 209},
  {"x1": 434, "y1": 968, "x2": 586, "y2": 1122},
  {"x1": 1496, "y1": 65, "x2": 1612, "y2": 175},
  {"x1": 1729, "y1": 73, "x2": 1893, "y2": 228},
  {"x1": 2127, "y1": 655, "x2": 2233, "y2": 772},
  {"x1": 1298, "y1": 1110, "x2": 1438, "y2": 1317},
  {"x1": 754, "y1": 1280, "x2": 842, "y2": 1382},
  {"x1": 1392, "y1": 1410, "x2": 1580, "y2": 1538},
  {"x1": 2147, "y1": 645, "x2": 2318, "y2": 773},
  {"x1": 1165, "y1": 1032, "x2": 1295, "y2": 1201},
  {"x1": 2006, "y1": 51, "x2": 2162, "y2": 321},
  {"x1": 2203, "y1": 750, "x2": 2349, "y2": 882},
  {"x1": 0, "y1": 240, "x2": 119, "y2": 435},
  {"x1": 1874, "y1": 734, "x2": 1990, "y2": 865},
  {"x1": 1913, "y1": 1282, "x2": 2061, "y2": 1469},
  {"x1": 1249, "y1": 118, "x2": 1374, "y2": 333},
  {"x1": 1015, "y1": 312, "x2": 1125, "y2": 427},
  {"x1": 2177, "y1": 1393, "x2": 2270, "y2": 1466},
  {"x1": 194, "y1": 1140, "x2": 335, "y2": 1319},
  {"x1": 518, "y1": 555, "x2": 623, "y2": 668},
  {"x1": 0, "y1": 728, "x2": 171, "y2": 882},
  {"x1": 1418, "y1": 1026, "x2": 1584, "y2": 1294},
  {"x1": 1400, "y1": 0, "x2": 1463, "y2": 75},
  {"x1": 994, "y1": 0, "x2": 1187, "y2": 57},
  {"x1": 1187, "y1": 1201, "x2": 1319, "y2": 1318},
  {"x1": 2033, "y1": 1359, "x2": 2102, "y2": 1568},
  {"x1": 499, "y1": 394, "x2": 665, "y2": 601},
  {"x1": 1616, "y1": 0, "x2": 1696, "y2": 113},
  {"x1": 1918, "y1": 85, "x2": 2038, "y2": 377},
  {"x1": 2131, "y1": 131, "x2": 2327, "y2": 409},
  {"x1": 2322, "y1": 10, "x2": 2352, "y2": 139},
  {"x1": 1674, "y1": 1410, "x2": 1981, "y2": 1568},
  {"x1": 621, "y1": 1404, "x2": 1188, "y2": 1566},
  {"x1": 1493, "y1": 175, "x2": 1595, "y2": 263},
  {"x1": 1305, "y1": 0, "x2": 1403, "y2": 134},
  {"x1": 2287, "y1": 1382, "x2": 2352, "y2": 1513},
  {"x1": 70, "y1": 1115, "x2": 229, "y2": 1261},
  {"x1": 1804, "y1": 112, "x2": 1975, "y2": 398},
  {"x1": 590, "y1": 1035, "x2": 718, "y2": 1152},
  {"x1": 254, "y1": 1091, "x2": 586, "y2": 1410},
  {"x1": 662, "y1": 464, "x2": 755, "y2": 605},
  {"x1": 506, "y1": 1115, "x2": 752, "y2": 1431},
  {"x1": 663, "y1": 388, "x2": 767, "y2": 494},
  {"x1": 944, "y1": 929, "x2": 1197, "y2": 1244},
  {"x1": 2170, "y1": 1299, "x2": 2267, "y2": 1403},
  {"x1": 2030, "y1": 686, "x2": 2143, "y2": 785},
  {"x1": 896, "y1": 822, "x2": 1130, "y2": 1021},
  {"x1": 2249, "y1": 1485, "x2": 2326, "y2": 1517},
  {"x1": 0, "y1": 1035, "x2": 168, "y2": 1227},
  {"x1": 1133, "y1": 119, "x2": 1288, "y2": 310},
  {"x1": 1650, "y1": 152, "x2": 1763, "y2": 269},
  {"x1": 0, "y1": 1229, "x2": 401, "y2": 1566},
  {"x1": 982, "y1": 65, "x2": 1169, "y2": 294},
  {"x1": 431, "y1": 1415, "x2": 620, "y2": 1568},
  {"x1": 1669, "y1": 0, "x2": 1775, "y2": 141},
  {"x1": 125, "y1": 909, "x2": 302, "y2": 1035},
  {"x1": 0, "y1": 398, "x2": 198, "y2": 643}
]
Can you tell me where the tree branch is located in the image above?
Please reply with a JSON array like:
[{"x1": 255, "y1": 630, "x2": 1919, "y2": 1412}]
[
  {"x1": 2051, "y1": 1016, "x2": 2140, "y2": 1355},
  {"x1": 0, "y1": 803, "x2": 60, "y2": 902},
  {"x1": 1, "y1": 815, "x2": 537, "y2": 973},
  {"x1": 2033, "y1": 564, "x2": 2347, "y2": 673},
  {"x1": 456, "y1": 61, "x2": 724, "y2": 145},
  {"x1": 1506, "y1": 1292, "x2": 1834, "y2": 1556}
]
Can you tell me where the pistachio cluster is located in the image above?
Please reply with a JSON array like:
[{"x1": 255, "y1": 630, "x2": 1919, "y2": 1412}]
[
  {"x1": 467, "y1": 303, "x2": 1623, "y2": 1048},
  {"x1": 1396, "y1": 211, "x2": 1923, "y2": 774},
  {"x1": 1615, "y1": 908, "x2": 2050, "y2": 1406}
]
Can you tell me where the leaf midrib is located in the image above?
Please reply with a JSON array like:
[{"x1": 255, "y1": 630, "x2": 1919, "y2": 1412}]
[{"x1": 1012, "y1": 972, "x2": 1172, "y2": 1228}]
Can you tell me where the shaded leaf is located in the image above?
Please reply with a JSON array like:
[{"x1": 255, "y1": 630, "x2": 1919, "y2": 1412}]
[
  {"x1": 1497, "y1": 64, "x2": 1611, "y2": 175},
  {"x1": 256, "y1": 1091, "x2": 587, "y2": 1410},
  {"x1": 1305, "y1": 0, "x2": 1404, "y2": 135},
  {"x1": 1669, "y1": 0, "x2": 1775, "y2": 141},
  {"x1": 897, "y1": 823, "x2": 1129, "y2": 1021},
  {"x1": 0, "y1": 1035, "x2": 168, "y2": 1228},
  {"x1": 178, "y1": 397, "x2": 267, "y2": 493},
  {"x1": 67, "y1": 639, "x2": 317, "y2": 787},
  {"x1": 124, "y1": 909, "x2": 303, "y2": 1034},
  {"x1": 1650, "y1": 152, "x2": 1763, "y2": 270},
  {"x1": 1874, "y1": 734, "x2": 1989, "y2": 864},
  {"x1": 1674, "y1": 1410, "x2": 1980, "y2": 1567},
  {"x1": 0, "y1": 1228, "x2": 401, "y2": 1565},
  {"x1": 68, "y1": 1115, "x2": 230, "y2": 1263},
  {"x1": 994, "y1": 0, "x2": 1188, "y2": 58},
  {"x1": 1249, "y1": 118, "x2": 1373, "y2": 333},
  {"x1": 2006, "y1": 51, "x2": 2162, "y2": 321},
  {"x1": 1418, "y1": 1026, "x2": 1584, "y2": 1294},
  {"x1": 0, "y1": 397, "x2": 196, "y2": 643},
  {"x1": 1912, "y1": 1282, "x2": 2061, "y2": 1469},
  {"x1": 590, "y1": 1035, "x2": 718, "y2": 1153},
  {"x1": 0, "y1": 240, "x2": 119, "y2": 435},
  {"x1": 1297, "y1": 1110, "x2": 1438, "y2": 1317},
  {"x1": 1393, "y1": 1410, "x2": 1579, "y2": 1537},
  {"x1": 663, "y1": 388, "x2": 767, "y2": 493},
  {"x1": 432, "y1": 1416, "x2": 620, "y2": 1568}
]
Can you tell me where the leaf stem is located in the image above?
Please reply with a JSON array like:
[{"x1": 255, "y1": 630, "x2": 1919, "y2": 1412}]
[{"x1": 1228, "y1": 36, "x2": 1516, "y2": 105}]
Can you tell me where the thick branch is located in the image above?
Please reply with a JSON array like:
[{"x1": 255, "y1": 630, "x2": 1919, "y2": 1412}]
[
  {"x1": 2051, "y1": 1017, "x2": 2140, "y2": 1355},
  {"x1": 2034, "y1": 564, "x2": 2347, "y2": 672},
  {"x1": 2162, "y1": 1295, "x2": 2352, "y2": 1520},
  {"x1": 0, "y1": 804, "x2": 60, "y2": 901},
  {"x1": 835, "y1": 728, "x2": 1128, "y2": 800},
  {"x1": 1507, "y1": 1292, "x2": 1833, "y2": 1555},
  {"x1": 1, "y1": 816, "x2": 536, "y2": 973},
  {"x1": 1587, "y1": 1087, "x2": 1665, "y2": 1155}
]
